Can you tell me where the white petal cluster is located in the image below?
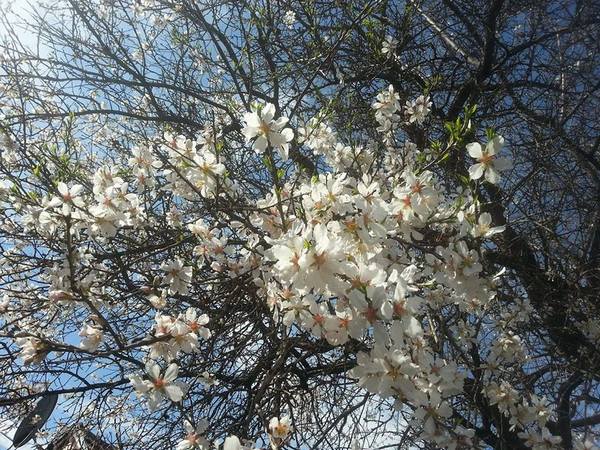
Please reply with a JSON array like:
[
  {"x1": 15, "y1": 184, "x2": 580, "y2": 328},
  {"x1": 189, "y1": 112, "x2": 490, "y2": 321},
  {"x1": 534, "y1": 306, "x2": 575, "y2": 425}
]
[
  {"x1": 161, "y1": 257, "x2": 193, "y2": 295},
  {"x1": 16, "y1": 336, "x2": 50, "y2": 365},
  {"x1": 373, "y1": 84, "x2": 400, "y2": 133},
  {"x1": 79, "y1": 321, "x2": 104, "y2": 352},
  {"x1": 148, "y1": 308, "x2": 211, "y2": 361},
  {"x1": 128, "y1": 362, "x2": 187, "y2": 411},
  {"x1": 471, "y1": 212, "x2": 505, "y2": 238},
  {"x1": 161, "y1": 131, "x2": 227, "y2": 199},
  {"x1": 48, "y1": 182, "x2": 85, "y2": 216},
  {"x1": 298, "y1": 117, "x2": 337, "y2": 156},
  {"x1": 250, "y1": 148, "x2": 508, "y2": 445},
  {"x1": 467, "y1": 135, "x2": 513, "y2": 184},
  {"x1": 283, "y1": 10, "x2": 296, "y2": 29},
  {"x1": 176, "y1": 420, "x2": 210, "y2": 450},
  {"x1": 2, "y1": 85, "x2": 543, "y2": 450},
  {"x1": 405, "y1": 95, "x2": 432, "y2": 124},
  {"x1": 517, "y1": 427, "x2": 562, "y2": 450},
  {"x1": 268, "y1": 416, "x2": 292, "y2": 447},
  {"x1": 242, "y1": 103, "x2": 294, "y2": 160},
  {"x1": 128, "y1": 145, "x2": 163, "y2": 191},
  {"x1": 487, "y1": 331, "x2": 526, "y2": 365}
]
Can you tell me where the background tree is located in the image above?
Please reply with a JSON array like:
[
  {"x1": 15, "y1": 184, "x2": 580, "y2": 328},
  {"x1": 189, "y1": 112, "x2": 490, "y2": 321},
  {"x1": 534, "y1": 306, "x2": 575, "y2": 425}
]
[{"x1": 0, "y1": 0, "x2": 599, "y2": 449}]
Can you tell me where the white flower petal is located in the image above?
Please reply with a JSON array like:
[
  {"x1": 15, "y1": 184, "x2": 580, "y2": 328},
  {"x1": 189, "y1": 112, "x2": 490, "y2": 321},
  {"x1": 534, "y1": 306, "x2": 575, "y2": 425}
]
[
  {"x1": 165, "y1": 384, "x2": 184, "y2": 402},
  {"x1": 468, "y1": 163, "x2": 484, "y2": 180},
  {"x1": 466, "y1": 142, "x2": 482, "y2": 158},
  {"x1": 243, "y1": 112, "x2": 261, "y2": 128},
  {"x1": 146, "y1": 362, "x2": 160, "y2": 380},
  {"x1": 280, "y1": 127, "x2": 294, "y2": 143},
  {"x1": 277, "y1": 144, "x2": 290, "y2": 161},
  {"x1": 223, "y1": 436, "x2": 242, "y2": 450},
  {"x1": 485, "y1": 167, "x2": 500, "y2": 184},
  {"x1": 487, "y1": 135, "x2": 504, "y2": 155},
  {"x1": 262, "y1": 103, "x2": 275, "y2": 122},
  {"x1": 254, "y1": 135, "x2": 268, "y2": 153},
  {"x1": 268, "y1": 131, "x2": 286, "y2": 147},
  {"x1": 164, "y1": 363, "x2": 179, "y2": 382}
]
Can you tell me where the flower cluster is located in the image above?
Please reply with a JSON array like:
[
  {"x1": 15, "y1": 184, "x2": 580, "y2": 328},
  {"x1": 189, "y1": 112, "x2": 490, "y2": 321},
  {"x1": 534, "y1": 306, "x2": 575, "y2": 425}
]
[
  {"x1": 160, "y1": 130, "x2": 227, "y2": 198},
  {"x1": 243, "y1": 103, "x2": 294, "y2": 160},
  {"x1": 5, "y1": 82, "x2": 579, "y2": 450},
  {"x1": 405, "y1": 95, "x2": 432, "y2": 125},
  {"x1": 283, "y1": 10, "x2": 296, "y2": 29},
  {"x1": 372, "y1": 84, "x2": 401, "y2": 133},
  {"x1": 148, "y1": 309, "x2": 211, "y2": 361},
  {"x1": 129, "y1": 362, "x2": 187, "y2": 411},
  {"x1": 372, "y1": 85, "x2": 432, "y2": 141}
]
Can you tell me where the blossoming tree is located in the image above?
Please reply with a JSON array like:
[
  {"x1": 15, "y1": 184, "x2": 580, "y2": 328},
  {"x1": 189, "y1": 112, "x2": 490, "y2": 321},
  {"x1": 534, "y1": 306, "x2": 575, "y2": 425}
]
[{"x1": 1, "y1": 0, "x2": 599, "y2": 449}]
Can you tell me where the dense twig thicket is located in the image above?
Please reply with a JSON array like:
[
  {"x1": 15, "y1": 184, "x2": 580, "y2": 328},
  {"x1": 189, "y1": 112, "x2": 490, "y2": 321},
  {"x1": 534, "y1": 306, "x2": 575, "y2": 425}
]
[{"x1": 0, "y1": 1, "x2": 599, "y2": 449}]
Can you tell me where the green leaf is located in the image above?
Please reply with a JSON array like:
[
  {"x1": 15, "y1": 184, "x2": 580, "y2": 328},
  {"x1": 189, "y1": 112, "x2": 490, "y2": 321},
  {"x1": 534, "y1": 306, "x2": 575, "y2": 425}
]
[
  {"x1": 485, "y1": 128, "x2": 496, "y2": 140},
  {"x1": 262, "y1": 155, "x2": 272, "y2": 169},
  {"x1": 458, "y1": 174, "x2": 471, "y2": 186}
]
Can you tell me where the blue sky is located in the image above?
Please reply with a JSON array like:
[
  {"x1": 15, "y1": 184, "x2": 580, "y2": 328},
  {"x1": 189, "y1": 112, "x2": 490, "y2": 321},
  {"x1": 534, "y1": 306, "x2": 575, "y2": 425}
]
[{"x1": 1, "y1": 0, "x2": 39, "y2": 48}]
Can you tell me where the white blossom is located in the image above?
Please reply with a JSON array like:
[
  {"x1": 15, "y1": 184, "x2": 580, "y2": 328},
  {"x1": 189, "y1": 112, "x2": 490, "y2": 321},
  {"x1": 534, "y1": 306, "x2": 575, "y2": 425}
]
[
  {"x1": 283, "y1": 10, "x2": 296, "y2": 28},
  {"x1": 161, "y1": 257, "x2": 193, "y2": 295},
  {"x1": 467, "y1": 135, "x2": 512, "y2": 184},
  {"x1": 268, "y1": 416, "x2": 292, "y2": 440},
  {"x1": 242, "y1": 103, "x2": 294, "y2": 159},
  {"x1": 176, "y1": 420, "x2": 210, "y2": 450},
  {"x1": 405, "y1": 95, "x2": 431, "y2": 124},
  {"x1": 79, "y1": 322, "x2": 104, "y2": 352},
  {"x1": 128, "y1": 362, "x2": 186, "y2": 411}
]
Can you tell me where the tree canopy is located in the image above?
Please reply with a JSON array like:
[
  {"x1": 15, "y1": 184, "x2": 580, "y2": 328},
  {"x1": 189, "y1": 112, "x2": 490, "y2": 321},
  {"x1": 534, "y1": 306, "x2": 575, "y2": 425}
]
[{"x1": 0, "y1": 0, "x2": 599, "y2": 449}]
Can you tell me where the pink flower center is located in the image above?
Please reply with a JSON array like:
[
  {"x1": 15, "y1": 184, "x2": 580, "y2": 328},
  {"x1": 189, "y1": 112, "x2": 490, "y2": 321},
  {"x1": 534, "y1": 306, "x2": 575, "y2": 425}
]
[
  {"x1": 364, "y1": 307, "x2": 378, "y2": 323},
  {"x1": 478, "y1": 153, "x2": 494, "y2": 165},
  {"x1": 312, "y1": 252, "x2": 327, "y2": 268},
  {"x1": 186, "y1": 433, "x2": 199, "y2": 444},
  {"x1": 259, "y1": 121, "x2": 271, "y2": 136},
  {"x1": 393, "y1": 302, "x2": 406, "y2": 316}
]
